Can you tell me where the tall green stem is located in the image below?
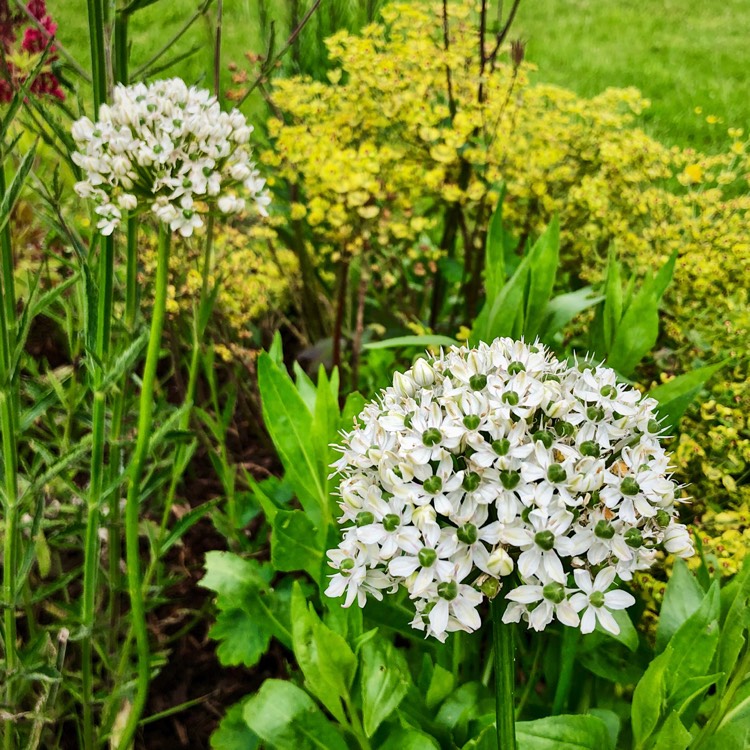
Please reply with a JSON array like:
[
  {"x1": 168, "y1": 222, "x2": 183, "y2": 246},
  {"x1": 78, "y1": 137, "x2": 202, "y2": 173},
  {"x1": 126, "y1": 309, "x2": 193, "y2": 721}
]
[
  {"x1": 81, "y1": 231, "x2": 115, "y2": 750},
  {"x1": 161, "y1": 215, "x2": 214, "y2": 536},
  {"x1": 86, "y1": 0, "x2": 108, "y2": 114},
  {"x1": 491, "y1": 596, "x2": 517, "y2": 750},
  {"x1": 106, "y1": 216, "x2": 138, "y2": 656},
  {"x1": 118, "y1": 228, "x2": 171, "y2": 750},
  {"x1": 0, "y1": 156, "x2": 20, "y2": 750},
  {"x1": 552, "y1": 626, "x2": 579, "y2": 715}
]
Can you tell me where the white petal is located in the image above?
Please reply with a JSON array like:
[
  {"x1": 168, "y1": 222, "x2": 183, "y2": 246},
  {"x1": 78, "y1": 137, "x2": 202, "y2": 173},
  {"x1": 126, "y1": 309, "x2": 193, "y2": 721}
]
[
  {"x1": 581, "y1": 606, "x2": 597, "y2": 634},
  {"x1": 595, "y1": 607, "x2": 620, "y2": 635},
  {"x1": 604, "y1": 589, "x2": 636, "y2": 610}
]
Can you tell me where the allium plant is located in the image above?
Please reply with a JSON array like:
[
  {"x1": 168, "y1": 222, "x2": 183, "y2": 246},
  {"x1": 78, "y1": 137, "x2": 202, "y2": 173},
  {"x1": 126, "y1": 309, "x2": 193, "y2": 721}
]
[
  {"x1": 326, "y1": 338, "x2": 693, "y2": 642},
  {"x1": 71, "y1": 78, "x2": 270, "y2": 237}
]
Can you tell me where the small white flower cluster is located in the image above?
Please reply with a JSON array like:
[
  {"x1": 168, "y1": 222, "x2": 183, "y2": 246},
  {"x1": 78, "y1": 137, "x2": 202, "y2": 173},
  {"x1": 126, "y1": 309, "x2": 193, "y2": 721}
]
[
  {"x1": 325, "y1": 338, "x2": 693, "y2": 641},
  {"x1": 72, "y1": 78, "x2": 270, "y2": 237}
]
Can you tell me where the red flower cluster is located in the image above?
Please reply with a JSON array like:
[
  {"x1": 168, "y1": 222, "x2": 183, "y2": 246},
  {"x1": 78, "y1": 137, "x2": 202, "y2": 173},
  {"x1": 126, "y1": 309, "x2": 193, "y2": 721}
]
[{"x1": 0, "y1": 0, "x2": 64, "y2": 103}]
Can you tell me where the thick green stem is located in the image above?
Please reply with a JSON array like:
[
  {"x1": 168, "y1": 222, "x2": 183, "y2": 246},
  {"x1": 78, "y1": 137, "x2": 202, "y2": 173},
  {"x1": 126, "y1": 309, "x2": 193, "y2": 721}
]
[
  {"x1": 552, "y1": 625, "x2": 579, "y2": 715},
  {"x1": 491, "y1": 596, "x2": 517, "y2": 750},
  {"x1": 118, "y1": 228, "x2": 171, "y2": 750},
  {"x1": 81, "y1": 230, "x2": 115, "y2": 750},
  {"x1": 106, "y1": 216, "x2": 138, "y2": 657},
  {"x1": 0, "y1": 159, "x2": 20, "y2": 750},
  {"x1": 86, "y1": 0, "x2": 108, "y2": 114},
  {"x1": 161, "y1": 215, "x2": 214, "y2": 538}
]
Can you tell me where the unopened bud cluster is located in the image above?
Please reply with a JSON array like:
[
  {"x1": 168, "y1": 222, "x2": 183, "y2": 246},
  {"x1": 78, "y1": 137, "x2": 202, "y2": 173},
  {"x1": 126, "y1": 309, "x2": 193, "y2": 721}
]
[
  {"x1": 325, "y1": 338, "x2": 692, "y2": 641},
  {"x1": 72, "y1": 78, "x2": 270, "y2": 237}
]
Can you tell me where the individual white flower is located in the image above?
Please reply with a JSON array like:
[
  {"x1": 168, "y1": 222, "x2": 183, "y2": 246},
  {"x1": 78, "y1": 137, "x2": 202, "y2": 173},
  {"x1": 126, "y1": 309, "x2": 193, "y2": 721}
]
[
  {"x1": 72, "y1": 78, "x2": 270, "y2": 236},
  {"x1": 504, "y1": 578, "x2": 580, "y2": 631},
  {"x1": 569, "y1": 568, "x2": 635, "y2": 635},
  {"x1": 662, "y1": 522, "x2": 694, "y2": 557}
]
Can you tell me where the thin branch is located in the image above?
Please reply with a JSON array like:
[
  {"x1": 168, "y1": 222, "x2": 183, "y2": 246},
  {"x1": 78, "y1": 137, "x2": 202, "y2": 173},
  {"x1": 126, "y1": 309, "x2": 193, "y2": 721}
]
[
  {"x1": 441, "y1": 0, "x2": 457, "y2": 119},
  {"x1": 236, "y1": 0, "x2": 322, "y2": 108},
  {"x1": 132, "y1": 0, "x2": 215, "y2": 80},
  {"x1": 213, "y1": 0, "x2": 223, "y2": 97},
  {"x1": 487, "y1": 0, "x2": 522, "y2": 70}
]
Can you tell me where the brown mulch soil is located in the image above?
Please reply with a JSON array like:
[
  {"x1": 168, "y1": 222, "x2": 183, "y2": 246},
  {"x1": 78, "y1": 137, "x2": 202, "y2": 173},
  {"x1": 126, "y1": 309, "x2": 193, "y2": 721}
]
[{"x1": 137, "y1": 441, "x2": 279, "y2": 750}]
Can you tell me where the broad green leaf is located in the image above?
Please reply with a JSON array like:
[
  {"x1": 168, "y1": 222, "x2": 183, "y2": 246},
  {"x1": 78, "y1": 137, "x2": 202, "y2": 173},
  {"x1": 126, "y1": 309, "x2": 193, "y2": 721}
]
[
  {"x1": 484, "y1": 188, "x2": 508, "y2": 296},
  {"x1": 258, "y1": 352, "x2": 327, "y2": 527},
  {"x1": 646, "y1": 711, "x2": 692, "y2": 750},
  {"x1": 210, "y1": 699, "x2": 259, "y2": 750},
  {"x1": 436, "y1": 682, "x2": 485, "y2": 745},
  {"x1": 210, "y1": 608, "x2": 271, "y2": 668},
  {"x1": 606, "y1": 283, "x2": 659, "y2": 375},
  {"x1": 379, "y1": 729, "x2": 440, "y2": 750},
  {"x1": 516, "y1": 714, "x2": 613, "y2": 750},
  {"x1": 243, "y1": 680, "x2": 348, "y2": 750},
  {"x1": 291, "y1": 582, "x2": 356, "y2": 725},
  {"x1": 271, "y1": 510, "x2": 323, "y2": 580},
  {"x1": 426, "y1": 664, "x2": 455, "y2": 711},
  {"x1": 701, "y1": 716, "x2": 750, "y2": 750},
  {"x1": 201, "y1": 551, "x2": 271, "y2": 599},
  {"x1": 657, "y1": 559, "x2": 706, "y2": 652},
  {"x1": 361, "y1": 634, "x2": 412, "y2": 736},
  {"x1": 341, "y1": 391, "x2": 366, "y2": 431},
  {"x1": 363, "y1": 334, "x2": 459, "y2": 350},
  {"x1": 717, "y1": 559, "x2": 750, "y2": 694},
  {"x1": 312, "y1": 366, "x2": 341, "y2": 498},
  {"x1": 586, "y1": 709, "x2": 620, "y2": 749},
  {"x1": 663, "y1": 582, "x2": 720, "y2": 694},
  {"x1": 524, "y1": 216, "x2": 560, "y2": 340},
  {"x1": 649, "y1": 361, "x2": 726, "y2": 432},
  {"x1": 598, "y1": 608, "x2": 638, "y2": 652},
  {"x1": 294, "y1": 361, "x2": 318, "y2": 413},
  {"x1": 201, "y1": 552, "x2": 291, "y2": 649},
  {"x1": 268, "y1": 330, "x2": 284, "y2": 366},
  {"x1": 0, "y1": 143, "x2": 37, "y2": 237},
  {"x1": 539, "y1": 287, "x2": 603, "y2": 344},
  {"x1": 632, "y1": 648, "x2": 669, "y2": 746}
]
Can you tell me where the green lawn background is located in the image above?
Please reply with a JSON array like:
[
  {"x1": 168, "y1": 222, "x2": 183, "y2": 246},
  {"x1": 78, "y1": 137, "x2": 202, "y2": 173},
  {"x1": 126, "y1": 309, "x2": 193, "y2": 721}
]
[{"x1": 46, "y1": 0, "x2": 748, "y2": 149}]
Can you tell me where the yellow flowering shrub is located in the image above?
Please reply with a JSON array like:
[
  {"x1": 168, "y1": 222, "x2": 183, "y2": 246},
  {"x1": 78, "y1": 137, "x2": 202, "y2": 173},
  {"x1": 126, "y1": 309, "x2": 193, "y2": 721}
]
[
  {"x1": 141, "y1": 219, "x2": 298, "y2": 359},
  {"x1": 263, "y1": 0, "x2": 749, "y2": 351}
]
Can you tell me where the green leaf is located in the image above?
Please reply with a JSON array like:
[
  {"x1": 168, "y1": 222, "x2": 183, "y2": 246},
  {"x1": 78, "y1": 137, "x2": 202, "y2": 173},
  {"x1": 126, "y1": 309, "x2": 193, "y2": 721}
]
[
  {"x1": 632, "y1": 648, "x2": 669, "y2": 746},
  {"x1": 341, "y1": 391, "x2": 366, "y2": 431},
  {"x1": 243, "y1": 680, "x2": 348, "y2": 750},
  {"x1": 361, "y1": 634, "x2": 412, "y2": 736},
  {"x1": 484, "y1": 188, "x2": 508, "y2": 293},
  {"x1": 293, "y1": 361, "x2": 318, "y2": 413},
  {"x1": 0, "y1": 143, "x2": 37, "y2": 237},
  {"x1": 516, "y1": 714, "x2": 614, "y2": 750},
  {"x1": 598, "y1": 608, "x2": 638, "y2": 652},
  {"x1": 717, "y1": 559, "x2": 750, "y2": 694},
  {"x1": 210, "y1": 608, "x2": 271, "y2": 668},
  {"x1": 201, "y1": 551, "x2": 270, "y2": 600},
  {"x1": 524, "y1": 216, "x2": 560, "y2": 339},
  {"x1": 539, "y1": 287, "x2": 603, "y2": 343},
  {"x1": 646, "y1": 711, "x2": 692, "y2": 750},
  {"x1": 258, "y1": 352, "x2": 327, "y2": 528},
  {"x1": 201, "y1": 552, "x2": 291, "y2": 649},
  {"x1": 291, "y1": 582, "x2": 356, "y2": 725},
  {"x1": 210, "y1": 700, "x2": 259, "y2": 750},
  {"x1": 701, "y1": 717, "x2": 750, "y2": 750},
  {"x1": 363, "y1": 334, "x2": 459, "y2": 350},
  {"x1": 657, "y1": 558, "x2": 706, "y2": 652},
  {"x1": 426, "y1": 664, "x2": 455, "y2": 711},
  {"x1": 648, "y1": 361, "x2": 726, "y2": 432},
  {"x1": 380, "y1": 729, "x2": 440, "y2": 749},
  {"x1": 271, "y1": 510, "x2": 323, "y2": 580}
]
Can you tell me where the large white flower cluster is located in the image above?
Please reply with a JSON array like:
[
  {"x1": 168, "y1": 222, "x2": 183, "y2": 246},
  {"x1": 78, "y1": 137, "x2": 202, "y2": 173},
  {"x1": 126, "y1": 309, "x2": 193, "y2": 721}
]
[
  {"x1": 325, "y1": 338, "x2": 693, "y2": 641},
  {"x1": 71, "y1": 78, "x2": 270, "y2": 237}
]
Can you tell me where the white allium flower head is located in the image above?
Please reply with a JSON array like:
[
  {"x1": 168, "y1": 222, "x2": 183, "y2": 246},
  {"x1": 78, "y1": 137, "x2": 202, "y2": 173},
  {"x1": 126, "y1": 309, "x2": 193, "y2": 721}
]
[
  {"x1": 325, "y1": 338, "x2": 692, "y2": 641},
  {"x1": 71, "y1": 78, "x2": 270, "y2": 237}
]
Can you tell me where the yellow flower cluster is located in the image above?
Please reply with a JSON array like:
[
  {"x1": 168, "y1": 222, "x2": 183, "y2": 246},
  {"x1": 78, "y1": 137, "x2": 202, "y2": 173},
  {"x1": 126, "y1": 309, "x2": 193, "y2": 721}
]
[{"x1": 141, "y1": 219, "x2": 298, "y2": 359}]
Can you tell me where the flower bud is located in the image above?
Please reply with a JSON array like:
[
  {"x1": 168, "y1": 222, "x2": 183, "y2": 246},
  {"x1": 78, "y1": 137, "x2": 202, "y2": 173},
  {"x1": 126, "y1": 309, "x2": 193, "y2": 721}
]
[
  {"x1": 487, "y1": 547, "x2": 514, "y2": 577},
  {"x1": 663, "y1": 524, "x2": 694, "y2": 557},
  {"x1": 412, "y1": 358, "x2": 435, "y2": 387}
]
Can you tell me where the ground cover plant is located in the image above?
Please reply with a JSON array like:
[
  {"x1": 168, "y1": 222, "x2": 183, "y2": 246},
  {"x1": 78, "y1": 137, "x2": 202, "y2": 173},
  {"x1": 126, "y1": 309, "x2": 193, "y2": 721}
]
[{"x1": 0, "y1": 0, "x2": 748, "y2": 749}]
